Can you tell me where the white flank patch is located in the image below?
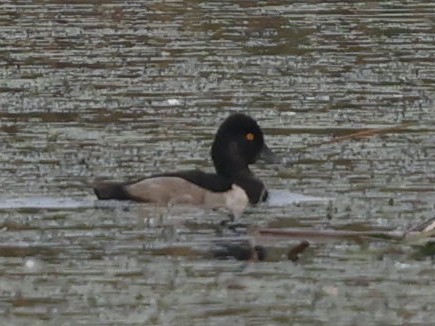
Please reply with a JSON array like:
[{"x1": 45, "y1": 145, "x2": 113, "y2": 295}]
[{"x1": 224, "y1": 184, "x2": 249, "y2": 219}]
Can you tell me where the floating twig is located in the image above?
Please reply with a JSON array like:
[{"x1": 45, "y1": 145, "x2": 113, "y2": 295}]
[
  {"x1": 330, "y1": 123, "x2": 414, "y2": 143},
  {"x1": 287, "y1": 240, "x2": 310, "y2": 261},
  {"x1": 305, "y1": 122, "x2": 417, "y2": 149}
]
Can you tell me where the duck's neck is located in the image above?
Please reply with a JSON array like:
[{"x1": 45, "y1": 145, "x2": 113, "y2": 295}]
[
  {"x1": 214, "y1": 162, "x2": 253, "y2": 179},
  {"x1": 212, "y1": 140, "x2": 253, "y2": 178}
]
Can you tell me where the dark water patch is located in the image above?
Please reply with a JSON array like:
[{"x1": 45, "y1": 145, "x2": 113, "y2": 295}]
[
  {"x1": 1, "y1": 0, "x2": 435, "y2": 324},
  {"x1": 0, "y1": 245, "x2": 63, "y2": 258}
]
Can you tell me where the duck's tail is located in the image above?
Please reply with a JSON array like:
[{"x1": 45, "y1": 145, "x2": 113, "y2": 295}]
[{"x1": 92, "y1": 180, "x2": 131, "y2": 200}]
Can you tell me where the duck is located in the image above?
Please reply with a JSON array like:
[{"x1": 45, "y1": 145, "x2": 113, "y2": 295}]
[{"x1": 92, "y1": 113, "x2": 279, "y2": 218}]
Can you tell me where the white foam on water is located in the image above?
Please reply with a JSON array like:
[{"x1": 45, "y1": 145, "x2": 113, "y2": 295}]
[
  {"x1": 0, "y1": 197, "x2": 96, "y2": 209},
  {"x1": 0, "y1": 190, "x2": 333, "y2": 210},
  {"x1": 267, "y1": 189, "x2": 333, "y2": 206}
]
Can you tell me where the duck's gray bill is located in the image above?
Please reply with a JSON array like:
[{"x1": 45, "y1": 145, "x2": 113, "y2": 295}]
[{"x1": 259, "y1": 144, "x2": 282, "y2": 164}]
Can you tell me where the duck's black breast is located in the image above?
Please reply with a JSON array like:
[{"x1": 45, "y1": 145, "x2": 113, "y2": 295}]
[{"x1": 232, "y1": 176, "x2": 268, "y2": 205}]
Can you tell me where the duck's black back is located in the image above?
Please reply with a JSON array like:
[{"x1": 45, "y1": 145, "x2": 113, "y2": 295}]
[{"x1": 154, "y1": 170, "x2": 233, "y2": 192}]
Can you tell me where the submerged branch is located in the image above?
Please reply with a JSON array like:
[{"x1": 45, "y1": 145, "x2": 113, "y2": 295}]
[
  {"x1": 257, "y1": 228, "x2": 406, "y2": 242},
  {"x1": 256, "y1": 219, "x2": 435, "y2": 246}
]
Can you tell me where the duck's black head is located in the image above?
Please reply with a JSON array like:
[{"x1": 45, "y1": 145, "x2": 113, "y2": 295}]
[{"x1": 211, "y1": 113, "x2": 277, "y2": 178}]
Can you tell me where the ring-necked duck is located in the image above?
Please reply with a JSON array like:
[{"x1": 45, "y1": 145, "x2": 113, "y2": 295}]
[{"x1": 92, "y1": 113, "x2": 279, "y2": 217}]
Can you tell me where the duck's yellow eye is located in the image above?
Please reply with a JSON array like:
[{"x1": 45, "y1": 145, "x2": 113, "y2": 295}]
[{"x1": 245, "y1": 133, "x2": 254, "y2": 141}]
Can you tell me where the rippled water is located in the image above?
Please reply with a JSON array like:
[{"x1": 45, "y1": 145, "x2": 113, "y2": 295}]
[{"x1": 1, "y1": 1, "x2": 435, "y2": 325}]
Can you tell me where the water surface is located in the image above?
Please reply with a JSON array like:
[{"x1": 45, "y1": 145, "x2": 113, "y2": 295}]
[{"x1": 1, "y1": 1, "x2": 435, "y2": 325}]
